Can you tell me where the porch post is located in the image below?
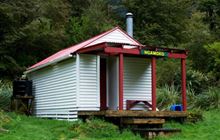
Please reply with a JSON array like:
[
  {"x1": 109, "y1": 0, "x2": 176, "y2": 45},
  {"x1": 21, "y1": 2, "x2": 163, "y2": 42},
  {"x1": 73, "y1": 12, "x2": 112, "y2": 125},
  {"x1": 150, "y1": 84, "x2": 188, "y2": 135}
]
[
  {"x1": 181, "y1": 58, "x2": 187, "y2": 111},
  {"x1": 119, "y1": 53, "x2": 124, "y2": 110},
  {"x1": 151, "y1": 56, "x2": 157, "y2": 111}
]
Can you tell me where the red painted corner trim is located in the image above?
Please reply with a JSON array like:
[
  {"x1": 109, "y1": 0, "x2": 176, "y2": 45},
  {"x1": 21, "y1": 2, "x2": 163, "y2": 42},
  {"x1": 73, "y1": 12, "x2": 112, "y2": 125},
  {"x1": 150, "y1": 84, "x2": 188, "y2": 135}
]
[
  {"x1": 181, "y1": 58, "x2": 187, "y2": 111},
  {"x1": 151, "y1": 57, "x2": 157, "y2": 111},
  {"x1": 119, "y1": 53, "x2": 124, "y2": 110}
]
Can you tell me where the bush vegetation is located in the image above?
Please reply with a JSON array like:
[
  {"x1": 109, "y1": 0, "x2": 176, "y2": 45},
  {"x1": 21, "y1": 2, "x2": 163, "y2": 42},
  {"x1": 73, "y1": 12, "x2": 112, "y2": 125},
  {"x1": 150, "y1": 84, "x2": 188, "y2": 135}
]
[
  {"x1": 0, "y1": 81, "x2": 12, "y2": 111},
  {"x1": 157, "y1": 85, "x2": 220, "y2": 111},
  {"x1": 0, "y1": 112, "x2": 142, "y2": 140},
  {"x1": 0, "y1": 110, "x2": 11, "y2": 132}
]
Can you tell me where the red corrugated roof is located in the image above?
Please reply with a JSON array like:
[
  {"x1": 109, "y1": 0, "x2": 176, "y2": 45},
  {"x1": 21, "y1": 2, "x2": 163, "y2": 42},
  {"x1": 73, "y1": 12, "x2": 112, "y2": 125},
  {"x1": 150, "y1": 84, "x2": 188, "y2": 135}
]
[{"x1": 28, "y1": 26, "x2": 142, "y2": 70}]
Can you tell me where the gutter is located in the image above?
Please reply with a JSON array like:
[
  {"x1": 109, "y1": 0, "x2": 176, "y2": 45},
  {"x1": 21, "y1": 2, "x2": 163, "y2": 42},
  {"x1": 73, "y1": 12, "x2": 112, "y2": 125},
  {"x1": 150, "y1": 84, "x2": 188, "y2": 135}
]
[{"x1": 24, "y1": 54, "x2": 74, "y2": 74}]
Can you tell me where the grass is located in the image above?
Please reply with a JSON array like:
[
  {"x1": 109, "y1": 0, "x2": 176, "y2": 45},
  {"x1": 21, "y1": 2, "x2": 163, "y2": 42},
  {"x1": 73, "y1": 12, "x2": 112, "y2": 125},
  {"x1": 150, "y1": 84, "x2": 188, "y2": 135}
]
[
  {"x1": 0, "y1": 112, "x2": 142, "y2": 140},
  {"x1": 0, "y1": 113, "x2": 77, "y2": 140},
  {"x1": 1, "y1": 110, "x2": 220, "y2": 140},
  {"x1": 155, "y1": 110, "x2": 220, "y2": 140}
]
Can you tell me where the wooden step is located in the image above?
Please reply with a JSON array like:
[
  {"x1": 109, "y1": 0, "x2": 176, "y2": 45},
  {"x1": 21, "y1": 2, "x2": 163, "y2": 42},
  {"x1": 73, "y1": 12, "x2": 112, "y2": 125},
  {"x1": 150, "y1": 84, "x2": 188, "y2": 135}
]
[
  {"x1": 122, "y1": 118, "x2": 165, "y2": 125},
  {"x1": 132, "y1": 128, "x2": 181, "y2": 139},
  {"x1": 132, "y1": 128, "x2": 181, "y2": 132}
]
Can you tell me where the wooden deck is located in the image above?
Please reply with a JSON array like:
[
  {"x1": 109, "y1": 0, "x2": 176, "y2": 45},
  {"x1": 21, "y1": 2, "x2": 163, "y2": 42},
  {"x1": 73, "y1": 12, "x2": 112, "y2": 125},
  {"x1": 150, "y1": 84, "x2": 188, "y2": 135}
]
[
  {"x1": 78, "y1": 110, "x2": 188, "y2": 118},
  {"x1": 78, "y1": 110, "x2": 188, "y2": 139}
]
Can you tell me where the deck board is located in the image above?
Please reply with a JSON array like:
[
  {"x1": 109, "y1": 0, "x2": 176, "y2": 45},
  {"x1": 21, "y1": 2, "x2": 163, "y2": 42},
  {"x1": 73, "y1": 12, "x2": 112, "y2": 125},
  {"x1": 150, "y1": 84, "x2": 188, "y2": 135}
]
[
  {"x1": 122, "y1": 118, "x2": 165, "y2": 125},
  {"x1": 78, "y1": 110, "x2": 188, "y2": 118}
]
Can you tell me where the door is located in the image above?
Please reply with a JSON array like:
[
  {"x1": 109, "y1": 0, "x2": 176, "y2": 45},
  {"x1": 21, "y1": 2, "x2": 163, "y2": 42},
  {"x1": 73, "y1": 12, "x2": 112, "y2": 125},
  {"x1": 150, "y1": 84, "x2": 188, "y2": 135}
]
[
  {"x1": 107, "y1": 57, "x2": 119, "y2": 110},
  {"x1": 100, "y1": 58, "x2": 107, "y2": 110}
]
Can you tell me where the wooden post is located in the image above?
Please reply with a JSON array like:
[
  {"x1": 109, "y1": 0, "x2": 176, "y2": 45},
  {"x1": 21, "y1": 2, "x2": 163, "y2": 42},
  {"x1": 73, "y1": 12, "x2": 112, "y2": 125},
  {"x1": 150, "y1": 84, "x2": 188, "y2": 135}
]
[
  {"x1": 151, "y1": 56, "x2": 157, "y2": 111},
  {"x1": 119, "y1": 53, "x2": 124, "y2": 110},
  {"x1": 181, "y1": 58, "x2": 187, "y2": 111}
]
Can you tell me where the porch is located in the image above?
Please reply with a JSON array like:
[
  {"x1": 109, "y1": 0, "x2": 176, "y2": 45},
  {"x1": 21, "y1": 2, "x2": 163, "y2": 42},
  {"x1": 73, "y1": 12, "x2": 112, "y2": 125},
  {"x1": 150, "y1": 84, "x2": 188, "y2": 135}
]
[{"x1": 77, "y1": 42, "x2": 188, "y2": 112}]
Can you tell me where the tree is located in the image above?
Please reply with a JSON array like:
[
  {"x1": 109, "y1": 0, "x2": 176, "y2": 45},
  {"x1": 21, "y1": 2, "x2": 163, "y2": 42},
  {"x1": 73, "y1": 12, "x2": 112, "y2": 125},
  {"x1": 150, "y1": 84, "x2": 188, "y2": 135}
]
[
  {"x1": 199, "y1": 0, "x2": 220, "y2": 39},
  {"x1": 123, "y1": 0, "x2": 192, "y2": 46},
  {"x1": 180, "y1": 12, "x2": 213, "y2": 72},
  {"x1": 205, "y1": 42, "x2": 220, "y2": 85},
  {"x1": 0, "y1": 0, "x2": 71, "y2": 79},
  {"x1": 0, "y1": 48, "x2": 21, "y2": 79},
  {"x1": 66, "y1": 0, "x2": 118, "y2": 45}
]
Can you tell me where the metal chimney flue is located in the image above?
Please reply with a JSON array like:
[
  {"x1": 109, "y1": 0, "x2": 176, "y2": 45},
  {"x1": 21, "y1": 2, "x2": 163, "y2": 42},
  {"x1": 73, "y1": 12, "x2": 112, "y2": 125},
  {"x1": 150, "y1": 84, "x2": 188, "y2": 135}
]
[{"x1": 126, "y1": 12, "x2": 133, "y2": 38}]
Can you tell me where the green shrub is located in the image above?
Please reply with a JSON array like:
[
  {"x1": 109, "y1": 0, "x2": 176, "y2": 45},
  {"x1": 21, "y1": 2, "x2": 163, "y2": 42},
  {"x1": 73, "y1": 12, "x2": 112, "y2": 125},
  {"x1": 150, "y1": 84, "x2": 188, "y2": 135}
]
[
  {"x1": 204, "y1": 42, "x2": 220, "y2": 83},
  {"x1": 186, "y1": 87, "x2": 197, "y2": 109},
  {"x1": 187, "y1": 109, "x2": 203, "y2": 123},
  {"x1": 157, "y1": 85, "x2": 180, "y2": 110},
  {"x1": 186, "y1": 70, "x2": 210, "y2": 94},
  {"x1": 157, "y1": 59, "x2": 180, "y2": 86},
  {"x1": 0, "y1": 81, "x2": 12, "y2": 111},
  {"x1": 0, "y1": 110, "x2": 11, "y2": 132},
  {"x1": 195, "y1": 87, "x2": 220, "y2": 110},
  {"x1": 71, "y1": 118, "x2": 142, "y2": 139},
  {"x1": 174, "y1": 69, "x2": 210, "y2": 94},
  {"x1": 157, "y1": 59, "x2": 212, "y2": 94},
  {"x1": 157, "y1": 85, "x2": 199, "y2": 110},
  {"x1": 72, "y1": 118, "x2": 120, "y2": 138}
]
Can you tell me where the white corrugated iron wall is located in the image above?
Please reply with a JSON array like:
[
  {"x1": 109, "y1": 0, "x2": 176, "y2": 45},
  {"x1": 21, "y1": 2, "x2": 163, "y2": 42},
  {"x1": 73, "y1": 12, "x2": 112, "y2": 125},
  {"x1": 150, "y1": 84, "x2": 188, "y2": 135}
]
[
  {"x1": 77, "y1": 54, "x2": 100, "y2": 111},
  {"x1": 107, "y1": 57, "x2": 119, "y2": 110},
  {"x1": 88, "y1": 29, "x2": 139, "y2": 47},
  {"x1": 123, "y1": 57, "x2": 152, "y2": 110},
  {"x1": 28, "y1": 58, "x2": 77, "y2": 120}
]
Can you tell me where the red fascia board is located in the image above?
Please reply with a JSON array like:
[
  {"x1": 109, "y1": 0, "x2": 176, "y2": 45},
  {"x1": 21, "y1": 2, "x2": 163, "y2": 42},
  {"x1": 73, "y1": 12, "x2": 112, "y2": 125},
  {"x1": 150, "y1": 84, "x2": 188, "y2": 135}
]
[
  {"x1": 168, "y1": 53, "x2": 187, "y2": 59},
  {"x1": 104, "y1": 47, "x2": 140, "y2": 55},
  {"x1": 78, "y1": 44, "x2": 187, "y2": 59},
  {"x1": 105, "y1": 47, "x2": 187, "y2": 59},
  {"x1": 144, "y1": 45, "x2": 188, "y2": 53},
  {"x1": 77, "y1": 42, "x2": 107, "y2": 53}
]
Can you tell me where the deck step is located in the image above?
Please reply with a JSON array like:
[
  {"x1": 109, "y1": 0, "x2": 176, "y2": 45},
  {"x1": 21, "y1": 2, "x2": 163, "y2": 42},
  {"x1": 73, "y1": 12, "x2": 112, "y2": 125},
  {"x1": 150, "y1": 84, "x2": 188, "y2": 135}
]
[
  {"x1": 132, "y1": 128, "x2": 181, "y2": 139},
  {"x1": 122, "y1": 118, "x2": 165, "y2": 125},
  {"x1": 132, "y1": 128, "x2": 181, "y2": 132}
]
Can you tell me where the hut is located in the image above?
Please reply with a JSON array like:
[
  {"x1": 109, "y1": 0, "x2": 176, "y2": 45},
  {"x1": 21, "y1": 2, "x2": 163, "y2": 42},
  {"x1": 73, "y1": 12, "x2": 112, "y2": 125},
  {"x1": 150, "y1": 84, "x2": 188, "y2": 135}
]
[{"x1": 25, "y1": 14, "x2": 188, "y2": 120}]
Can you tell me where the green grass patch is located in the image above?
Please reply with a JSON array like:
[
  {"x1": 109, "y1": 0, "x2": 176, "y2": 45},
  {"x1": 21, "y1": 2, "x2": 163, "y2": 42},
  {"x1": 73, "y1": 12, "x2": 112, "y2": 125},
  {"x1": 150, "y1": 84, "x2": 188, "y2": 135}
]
[
  {"x1": 0, "y1": 113, "x2": 78, "y2": 140},
  {"x1": 0, "y1": 113, "x2": 141, "y2": 140},
  {"x1": 155, "y1": 110, "x2": 220, "y2": 140},
  {"x1": 1, "y1": 110, "x2": 220, "y2": 140}
]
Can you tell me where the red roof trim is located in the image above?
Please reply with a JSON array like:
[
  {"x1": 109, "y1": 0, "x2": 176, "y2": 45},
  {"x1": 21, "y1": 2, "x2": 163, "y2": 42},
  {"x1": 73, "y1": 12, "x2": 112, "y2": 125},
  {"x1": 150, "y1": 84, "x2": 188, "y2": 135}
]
[
  {"x1": 68, "y1": 27, "x2": 119, "y2": 50},
  {"x1": 27, "y1": 26, "x2": 141, "y2": 71}
]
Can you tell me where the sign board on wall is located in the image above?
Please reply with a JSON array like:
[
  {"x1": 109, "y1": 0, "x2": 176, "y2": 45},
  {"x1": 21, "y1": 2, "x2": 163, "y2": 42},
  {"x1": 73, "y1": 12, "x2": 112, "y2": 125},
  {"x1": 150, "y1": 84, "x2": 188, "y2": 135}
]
[{"x1": 140, "y1": 50, "x2": 168, "y2": 57}]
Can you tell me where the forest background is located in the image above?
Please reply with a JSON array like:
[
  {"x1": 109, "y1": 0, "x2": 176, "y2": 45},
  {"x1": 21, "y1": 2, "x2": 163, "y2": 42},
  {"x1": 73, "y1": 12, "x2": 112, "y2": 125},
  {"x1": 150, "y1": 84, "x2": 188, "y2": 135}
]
[{"x1": 0, "y1": 0, "x2": 220, "y2": 110}]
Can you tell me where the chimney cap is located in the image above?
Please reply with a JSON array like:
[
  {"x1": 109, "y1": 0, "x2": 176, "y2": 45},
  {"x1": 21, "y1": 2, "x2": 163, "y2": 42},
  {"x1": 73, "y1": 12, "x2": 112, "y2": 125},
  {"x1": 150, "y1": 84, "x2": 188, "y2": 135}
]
[{"x1": 126, "y1": 12, "x2": 133, "y2": 17}]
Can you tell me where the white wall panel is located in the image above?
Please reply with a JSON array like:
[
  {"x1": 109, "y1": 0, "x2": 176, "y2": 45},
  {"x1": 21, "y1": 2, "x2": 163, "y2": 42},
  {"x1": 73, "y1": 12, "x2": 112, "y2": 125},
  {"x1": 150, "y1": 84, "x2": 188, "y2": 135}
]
[
  {"x1": 28, "y1": 58, "x2": 77, "y2": 120},
  {"x1": 87, "y1": 29, "x2": 139, "y2": 47},
  {"x1": 107, "y1": 57, "x2": 119, "y2": 110},
  {"x1": 77, "y1": 54, "x2": 100, "y2": 111},
  {"x1": 123, "y1": 57, "x2": 152, "y2": 110}
]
